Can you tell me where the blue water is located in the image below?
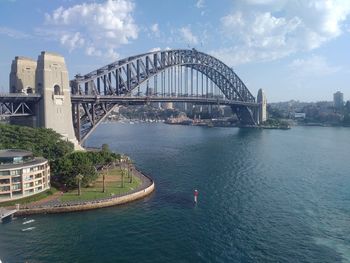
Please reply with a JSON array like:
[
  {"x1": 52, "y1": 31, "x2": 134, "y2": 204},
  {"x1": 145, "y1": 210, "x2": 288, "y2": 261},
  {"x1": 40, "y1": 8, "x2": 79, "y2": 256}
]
[{"x1": 1, "y1": 123, "x2": 350, "y2": 262}]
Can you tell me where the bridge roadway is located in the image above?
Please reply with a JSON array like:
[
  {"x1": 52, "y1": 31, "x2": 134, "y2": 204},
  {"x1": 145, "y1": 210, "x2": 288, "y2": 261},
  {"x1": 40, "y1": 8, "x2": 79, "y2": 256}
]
[
  {"x1": 0, "y1": 93, "x2": 258, "y2": 109},
  {"x1": 0, "y1": 93, "x2": 41, "y2": 103},
  {"x1": 70, "y1": 95, "x2": 258, "y2": 107}
]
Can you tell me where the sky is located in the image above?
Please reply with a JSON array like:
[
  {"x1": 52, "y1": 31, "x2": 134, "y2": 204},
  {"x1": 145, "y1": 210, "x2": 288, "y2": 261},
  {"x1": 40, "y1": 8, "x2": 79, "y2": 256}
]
[{"x1": 0, "y1": 0, "x2": 349, "y2": 102}]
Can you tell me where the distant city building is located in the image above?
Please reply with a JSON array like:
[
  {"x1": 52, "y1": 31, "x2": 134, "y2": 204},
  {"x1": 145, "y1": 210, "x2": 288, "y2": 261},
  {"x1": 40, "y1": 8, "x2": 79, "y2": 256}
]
[
  {"x1": 0, "y1": 149, "x2": 50, "y2": 202},
  {"x1": 257, "y1": 89, "x2": 267, "y2": 124},
  {"x1": 333, "y1": 91, "x2": 344, "y2": 110},
  {"x1": 162, "y1": 102, "x2": 174, "y2": 110},
  {"x1": 294, "y1": 113, "x2": 306, "y2": 119}
]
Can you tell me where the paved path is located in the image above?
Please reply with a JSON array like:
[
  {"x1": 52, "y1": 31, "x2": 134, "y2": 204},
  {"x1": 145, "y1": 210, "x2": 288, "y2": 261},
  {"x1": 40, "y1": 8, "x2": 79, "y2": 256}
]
[{"x1": 25, "y1": 191, "x2": 64, "y2": 208}]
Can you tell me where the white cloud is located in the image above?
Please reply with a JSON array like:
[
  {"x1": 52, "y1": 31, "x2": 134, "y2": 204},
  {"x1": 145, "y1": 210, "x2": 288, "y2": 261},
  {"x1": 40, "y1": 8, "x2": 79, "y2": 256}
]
[
  {"x1": 0, "y1": 26, "x2": 30, "y2": 39},
  {"x1": 148, "y1": 47, "x2": 171, "y2": 52},
  {"x1": 44, "y1": 0, "x2": 138, "y2": 59},
  {"x1": 60, "y1": 32, "x2": 85, "y2": 52},
  {"x1": 196, "y1": 0, "x2": 205, "y2": 9},
  {"x1": 149, "y1": 47, "x2": 161, "y2": 52},
  {"x1": 179, "y1": 26, "x2": 198, "y2": 45},
  {"x1": 150, "y1": 23, "x2": 160, "y2": 38},
  {"x1": 289, "y1": 55, "x2": 340, "y2": 76},
  {"x1": 213, "y1": 0, "x2": 350, "y2": 66},
  {"x1": 86, "y1": 46, "x2": 102, "y2": 57}
]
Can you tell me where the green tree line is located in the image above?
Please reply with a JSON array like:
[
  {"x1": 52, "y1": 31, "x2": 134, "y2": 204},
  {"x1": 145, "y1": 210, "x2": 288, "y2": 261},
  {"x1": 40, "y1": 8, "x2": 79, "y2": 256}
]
[{"x1": 0, "y1": 124, "x2": 120, "y2": 189}]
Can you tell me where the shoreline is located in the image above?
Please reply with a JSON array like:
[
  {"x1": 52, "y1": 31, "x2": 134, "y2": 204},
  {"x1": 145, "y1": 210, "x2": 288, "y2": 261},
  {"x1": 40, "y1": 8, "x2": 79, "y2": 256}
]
[{"x1": 13, "y1": 167, "x2": 155, "y2": 216}]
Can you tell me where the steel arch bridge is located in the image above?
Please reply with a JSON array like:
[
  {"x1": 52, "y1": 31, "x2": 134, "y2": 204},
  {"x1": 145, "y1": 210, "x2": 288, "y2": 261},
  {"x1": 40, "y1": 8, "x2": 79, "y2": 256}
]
[{"x1": 70, "y1": 49, "x2": 259, "y2": 142}]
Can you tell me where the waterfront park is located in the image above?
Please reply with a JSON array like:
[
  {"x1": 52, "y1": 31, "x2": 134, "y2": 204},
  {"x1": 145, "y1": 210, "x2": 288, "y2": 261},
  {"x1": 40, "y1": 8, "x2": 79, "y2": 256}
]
[{"x1": 0, "y1": 123, "x2": 148, "y2": 212}]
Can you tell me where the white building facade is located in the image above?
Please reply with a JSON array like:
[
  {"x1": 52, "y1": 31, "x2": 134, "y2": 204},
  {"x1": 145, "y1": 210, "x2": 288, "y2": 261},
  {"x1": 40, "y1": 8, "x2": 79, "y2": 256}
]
[{"x1": 0, "y1": 150, "x2": 50, "y2": 202}]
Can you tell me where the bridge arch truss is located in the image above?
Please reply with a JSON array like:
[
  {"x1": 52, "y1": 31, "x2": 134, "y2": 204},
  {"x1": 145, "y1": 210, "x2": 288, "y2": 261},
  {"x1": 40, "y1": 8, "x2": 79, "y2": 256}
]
[{"x1": 70, "y1": 49, "x2": 258, "y2": 143}]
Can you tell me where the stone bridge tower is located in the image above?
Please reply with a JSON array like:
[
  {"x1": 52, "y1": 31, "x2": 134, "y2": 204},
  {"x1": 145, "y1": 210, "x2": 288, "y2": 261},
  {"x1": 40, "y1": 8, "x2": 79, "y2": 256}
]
[
  {"x1": 35, "y1": 51, "x2": 78, "y2": 146},
  {"x1": 10, "y1": 56, "x2": 37, "y2": 94},
  {"x1": 9, "y1": 57, "x2": 38, "y2": 127},
  {"x1": 257, "y1": 89, "x2": 267, "y2": 124}
]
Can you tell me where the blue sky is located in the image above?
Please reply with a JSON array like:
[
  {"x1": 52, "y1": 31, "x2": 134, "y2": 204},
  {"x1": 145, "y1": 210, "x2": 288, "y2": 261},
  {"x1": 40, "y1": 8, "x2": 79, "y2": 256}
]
[{"x1": 0, "y1": 0, "x2": 349, "y2": 102}]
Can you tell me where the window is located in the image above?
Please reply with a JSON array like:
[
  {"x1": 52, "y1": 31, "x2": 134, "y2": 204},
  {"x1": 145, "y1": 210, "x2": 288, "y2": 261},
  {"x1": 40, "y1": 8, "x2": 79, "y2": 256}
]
[
  {"x1": 24, "y1": 175, "x2": 33, "y2": 181},
  {"x1": 0, "y1": 171, "x2": 10, "y2": 176},
  {"x1": 12, "y1": 177, "x2": 21, "y2": 183},
  {"x1": 30, "y1": 167, "x2": 38, "y2": 172},
  {"x1": 12, "y1": 184, "x2": 21, "y2": 190},
  {"x1": 24, "y1": 182, "x2": 33, "y2": 188},
  {"x1": 12, "y1": 157, "x2": 23, "y2": 164},
  {"x1": 0, "y1": 186, "x2": 10, "y2": 192},
  {"x1": 0, "y1": 179, "x2": 10, "y2": 185},
  {"x1": 10, "y1": 170, "x2": 22, "y2": 176},
  {"x1": 54, "y1": 84, "x2": 61, "y2": 95}
]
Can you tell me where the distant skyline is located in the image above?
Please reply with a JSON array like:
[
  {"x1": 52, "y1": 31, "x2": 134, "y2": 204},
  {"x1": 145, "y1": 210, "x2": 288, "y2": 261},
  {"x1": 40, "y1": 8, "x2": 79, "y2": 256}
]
[{"x1": 0, "y1": 0, "x2": 349, "y2": 102}]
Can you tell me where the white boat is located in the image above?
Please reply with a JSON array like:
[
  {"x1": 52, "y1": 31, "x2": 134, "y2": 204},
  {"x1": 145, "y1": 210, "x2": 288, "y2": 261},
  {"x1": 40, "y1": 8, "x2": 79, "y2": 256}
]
[
  {"x1": 22, "y1": 227, "x2": 35, "y2": 232},
  {"x1": 23, "y1": 219, "x2": 35, "y2": 225}
]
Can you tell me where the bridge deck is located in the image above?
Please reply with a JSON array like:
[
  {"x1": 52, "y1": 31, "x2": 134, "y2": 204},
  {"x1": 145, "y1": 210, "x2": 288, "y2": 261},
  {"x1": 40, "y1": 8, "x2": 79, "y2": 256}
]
[
  {"x1": 71, "y1": 95, "x2": 258, "y2": 107},
  {"x1": 0, "y1": 94, "x2": 258, "y2": 107},
  {"x1": 0, "y1": 93, "x2": 41, "y2": 102}
]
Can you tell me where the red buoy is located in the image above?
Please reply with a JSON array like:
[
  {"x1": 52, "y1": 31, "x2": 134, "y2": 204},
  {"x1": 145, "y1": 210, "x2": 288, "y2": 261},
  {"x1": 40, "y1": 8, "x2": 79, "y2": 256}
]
[{"x1": 194, "y1": 189, "x2": 199, "y2": 203}]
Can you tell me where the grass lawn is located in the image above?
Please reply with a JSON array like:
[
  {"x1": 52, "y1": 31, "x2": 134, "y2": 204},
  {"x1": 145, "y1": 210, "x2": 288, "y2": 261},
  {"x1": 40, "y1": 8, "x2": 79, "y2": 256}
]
[
  {"x1": 0, "y1": 188, "x2": 58, "y2": 207},
  {"x1": 60, "y1": 167, "x2": 142, "y2": 202}
]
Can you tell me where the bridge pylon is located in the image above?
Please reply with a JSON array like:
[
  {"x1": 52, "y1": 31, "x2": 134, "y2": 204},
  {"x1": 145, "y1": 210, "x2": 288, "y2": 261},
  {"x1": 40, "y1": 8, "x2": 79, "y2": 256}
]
[
  {"x1": 35, "y1": 52, "x2": 79, "y2": 146},
  {"x1": 9, "y1": 57, "x2": 38, "y2": 127}
]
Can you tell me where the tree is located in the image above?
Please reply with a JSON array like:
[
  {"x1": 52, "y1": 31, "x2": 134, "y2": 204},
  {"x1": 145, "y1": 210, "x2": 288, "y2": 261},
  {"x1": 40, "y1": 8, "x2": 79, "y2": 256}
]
[
  {"x1": 55, "y1": 151, "x2": 98, "y2": 188},
  {"x1": 127, "y1": 158, "x2": 133, "y2": 183},
  {"x1": 0, "y1": 124, "x2": 74, "y2": 161},
  {"x1": 120, "y1": 168, "x2": 127, "y2": 188},
  {"x1": 102, "y1": 167, "x2": 107, "y2": 193},
  {"x1": 101, "y1": 143, "x2": 110, "y2": 152},
  {"x1": 76, "y1": 174, "x2": 83, "y2": 196}
]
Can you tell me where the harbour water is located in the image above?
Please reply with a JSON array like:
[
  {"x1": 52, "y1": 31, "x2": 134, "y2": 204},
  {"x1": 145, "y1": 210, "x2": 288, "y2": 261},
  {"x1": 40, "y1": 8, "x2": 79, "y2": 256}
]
[{"x1": 1, "y1": 123, "x2": 350, "y2": 262}]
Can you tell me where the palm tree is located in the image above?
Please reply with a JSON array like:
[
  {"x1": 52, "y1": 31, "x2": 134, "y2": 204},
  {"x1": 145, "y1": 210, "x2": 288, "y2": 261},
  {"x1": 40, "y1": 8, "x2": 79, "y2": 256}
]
[
  {"x1": 129, "y1": 166, "x2": 133, "y2": 183},
  {"x1": 102, "y1": 167, "x2": 107, "y2": 193},
  {"x1": 128, "y1": 159, "x2": 133, "y2": 183},
  {"x1": 121, "y1": 168, "x2": 127, "y2": 188},
  {"x1": 76, "y1": 174, "x2": 84, "y2": 196}
]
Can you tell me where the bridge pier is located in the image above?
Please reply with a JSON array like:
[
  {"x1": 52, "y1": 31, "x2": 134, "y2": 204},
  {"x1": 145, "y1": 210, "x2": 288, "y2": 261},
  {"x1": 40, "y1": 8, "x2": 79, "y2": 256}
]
[
  {"x1": 9, "y1": 52, "x2": 80, "y2": 148},
  {"x1": 36, "y1": 52, "x2": 79, "y2": 147},
  {"x1": 9, "y1": 57, "x2": 39, "y2": 127},
  {"x1": 231, "y1": 105, "x2": 258, "y2": 126},
  {"x1": 256, "y1": 89, "x2": 267, "y2": 124}
]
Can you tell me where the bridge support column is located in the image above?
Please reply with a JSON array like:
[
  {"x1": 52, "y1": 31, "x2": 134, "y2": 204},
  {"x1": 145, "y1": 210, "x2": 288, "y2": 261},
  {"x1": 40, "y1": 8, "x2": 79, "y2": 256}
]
[
  {"x1": 256, "y1": 89, "x2": 267, "y2": 125},
  {"x1": 72, "y1": 102, "x2": 81, "y2": 142},
  {"x1": 36, "y1": 51, "x2": 80, "y2": 147},
  {"x1": 231, "y1": 105, "x2": 257, "y2": 126}
]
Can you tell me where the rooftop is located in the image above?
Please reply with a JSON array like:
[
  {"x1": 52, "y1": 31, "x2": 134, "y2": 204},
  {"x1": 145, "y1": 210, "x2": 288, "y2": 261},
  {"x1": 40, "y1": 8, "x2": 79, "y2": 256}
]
[
  {"x1": 0, "y1": 149, "x2": 33, "y2": 158},
  {"x1": 0, "y1": 157, "x2": 47, "y2": 170},
  {"x1": 14, "y1": 56, "x2": 36, "y2": 62}
]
